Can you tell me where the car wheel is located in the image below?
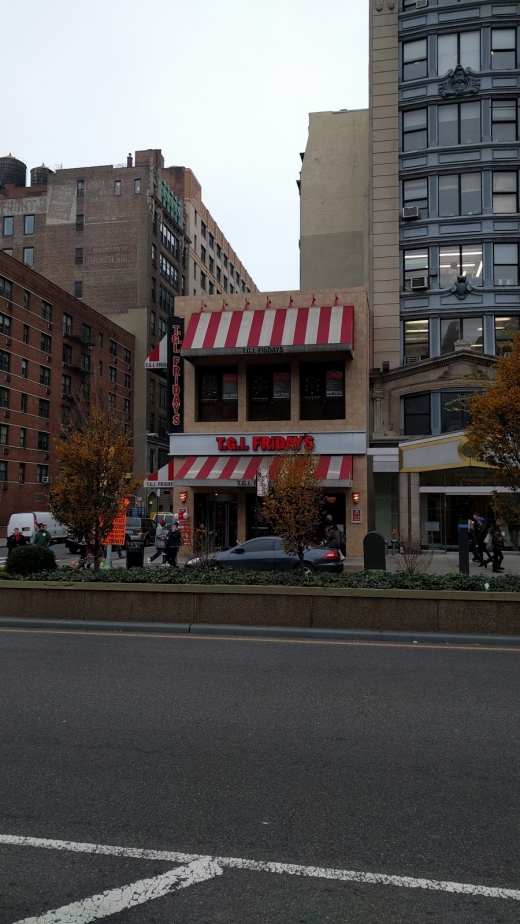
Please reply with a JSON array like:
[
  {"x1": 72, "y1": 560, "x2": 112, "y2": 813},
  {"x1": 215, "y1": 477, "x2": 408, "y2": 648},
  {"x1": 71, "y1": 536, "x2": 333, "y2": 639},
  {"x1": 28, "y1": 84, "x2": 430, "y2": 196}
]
[{"x1": 293, "y1": 563, "x2": 316, "y2": 577}]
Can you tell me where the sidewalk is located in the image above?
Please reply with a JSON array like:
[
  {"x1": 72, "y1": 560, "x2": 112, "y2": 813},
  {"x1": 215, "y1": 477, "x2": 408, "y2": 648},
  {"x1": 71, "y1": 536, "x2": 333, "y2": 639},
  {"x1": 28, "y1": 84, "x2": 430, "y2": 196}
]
[{"x1": 344, "y1": 551, "x2": 520, "y2": 575}]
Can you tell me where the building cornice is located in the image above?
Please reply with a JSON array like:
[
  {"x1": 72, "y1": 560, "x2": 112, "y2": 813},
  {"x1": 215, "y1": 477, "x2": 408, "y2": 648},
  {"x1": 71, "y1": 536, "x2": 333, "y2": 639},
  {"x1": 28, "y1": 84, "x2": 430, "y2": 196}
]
[{"x1": 370, "y1": 350, "x2": 496, "y2": 386}]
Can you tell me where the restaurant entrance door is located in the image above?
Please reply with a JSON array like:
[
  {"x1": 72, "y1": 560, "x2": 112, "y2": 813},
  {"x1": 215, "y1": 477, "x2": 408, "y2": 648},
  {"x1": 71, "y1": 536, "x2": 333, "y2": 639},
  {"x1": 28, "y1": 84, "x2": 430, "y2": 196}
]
[{"x1": 195, "y1": 493, "x2": 238, "y2": 549}]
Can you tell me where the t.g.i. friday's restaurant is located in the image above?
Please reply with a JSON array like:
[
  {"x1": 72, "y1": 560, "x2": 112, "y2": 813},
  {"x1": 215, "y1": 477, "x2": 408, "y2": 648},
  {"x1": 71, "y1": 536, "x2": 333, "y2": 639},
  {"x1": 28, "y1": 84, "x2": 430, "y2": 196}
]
[{"x1": 144, "y1": 289, "x2": 369, "y2": 557}]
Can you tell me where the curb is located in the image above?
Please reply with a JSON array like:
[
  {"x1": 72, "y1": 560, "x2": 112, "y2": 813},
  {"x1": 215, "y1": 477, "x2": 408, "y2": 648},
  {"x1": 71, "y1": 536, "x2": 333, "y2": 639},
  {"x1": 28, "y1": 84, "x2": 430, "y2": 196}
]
[{"x1": 2, "y1": 617, "x2": 520, "y2": 646}]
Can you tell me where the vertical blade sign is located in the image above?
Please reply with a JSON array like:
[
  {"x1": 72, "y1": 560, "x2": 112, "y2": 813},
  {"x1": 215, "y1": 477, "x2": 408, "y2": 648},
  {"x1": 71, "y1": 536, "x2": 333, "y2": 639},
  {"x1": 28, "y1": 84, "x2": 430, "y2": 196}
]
[{"x1": 168, "y1": 315, "x2": 184, "y2": 433}]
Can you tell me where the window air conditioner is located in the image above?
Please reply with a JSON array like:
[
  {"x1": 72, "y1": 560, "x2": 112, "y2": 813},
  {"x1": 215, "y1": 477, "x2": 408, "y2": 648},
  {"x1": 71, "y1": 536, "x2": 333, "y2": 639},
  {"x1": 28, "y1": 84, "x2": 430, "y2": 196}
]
[
  {"x1": 415, "y1": 0, "x2": 428, "y2": 8},
  {"x1": 3, "y1": 410, "x2": 10, "y2": 418},
  {"x1": 4, "y1": 374, "x2": 10, "y2": 382},
  {"x1": 411, "y1": 276, "x2": 428, "y2": 290},
  {"x1": 402, "y1": 206, "x2": 420, "y2": 221},
  {"x1": 47, "y1": 323, "x2": 53, "y2": 331},
  {"x1": 46, "y1": 387, "x2": 51, "y2": 395},
  {"x1": 2, "y1": 448, "x2": 8, "y2": 455},
  {"x1": 404, "y1": 355, "x2": 423, "y2": 365},
  {"x1": 41, "y1": 476, "x2": 52, "y2": 483},
  {"x1": 497, "y1": 279, "x2": 512, "y2": 286}
]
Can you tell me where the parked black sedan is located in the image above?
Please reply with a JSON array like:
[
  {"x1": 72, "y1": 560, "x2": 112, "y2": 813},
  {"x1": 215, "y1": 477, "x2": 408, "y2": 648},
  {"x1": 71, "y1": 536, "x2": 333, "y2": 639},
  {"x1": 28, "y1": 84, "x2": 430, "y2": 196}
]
[{"x1": 185, "y1": 536, "x2": 343, "y2": 574}]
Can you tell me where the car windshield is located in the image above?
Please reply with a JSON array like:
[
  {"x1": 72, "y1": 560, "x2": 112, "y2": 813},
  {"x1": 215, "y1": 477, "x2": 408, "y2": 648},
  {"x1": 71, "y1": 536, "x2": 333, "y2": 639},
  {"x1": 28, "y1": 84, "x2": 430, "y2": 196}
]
[{"x1": 125, "y1": 518, "x2": 141, "y2": 527}]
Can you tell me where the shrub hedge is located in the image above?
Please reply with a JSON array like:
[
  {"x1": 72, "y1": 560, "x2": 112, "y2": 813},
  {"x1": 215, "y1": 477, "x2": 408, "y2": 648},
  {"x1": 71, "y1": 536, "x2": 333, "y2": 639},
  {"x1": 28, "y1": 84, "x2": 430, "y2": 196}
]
[
  {"x1": 5, "y1": 545, "x2": 57, "y2": 577},
  {"x1": 0, "y1": 565, "x2": 519, "y2": 592}
]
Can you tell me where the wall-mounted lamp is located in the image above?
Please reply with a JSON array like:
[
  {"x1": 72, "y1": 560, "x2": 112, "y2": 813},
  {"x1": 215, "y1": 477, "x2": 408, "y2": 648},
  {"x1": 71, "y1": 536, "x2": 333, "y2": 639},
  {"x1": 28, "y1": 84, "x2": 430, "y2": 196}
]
[{"x1": 352, "y1": 491, "x2": 361, "y2": 504}]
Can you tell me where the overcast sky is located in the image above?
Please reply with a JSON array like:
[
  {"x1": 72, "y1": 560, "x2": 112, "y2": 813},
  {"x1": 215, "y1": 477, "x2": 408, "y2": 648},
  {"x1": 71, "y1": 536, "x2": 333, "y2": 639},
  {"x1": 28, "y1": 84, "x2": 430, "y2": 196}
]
[{"x1": 5, "y1": 0, "x2": 368, "y2": 292}]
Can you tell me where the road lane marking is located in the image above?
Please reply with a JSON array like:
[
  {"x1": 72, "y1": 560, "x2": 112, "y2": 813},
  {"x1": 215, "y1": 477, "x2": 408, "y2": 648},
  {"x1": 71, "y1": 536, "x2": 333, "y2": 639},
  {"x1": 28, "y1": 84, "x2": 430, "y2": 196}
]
[
  {"x1": 1, "y1": 834, "x2": 520, "y2": 903},
  {"x1": 1, "y1": 626, "x2": 520, "y2": 652},
  {"x1": 10, "y1": 858, "x2": 222, "y2": 924}
]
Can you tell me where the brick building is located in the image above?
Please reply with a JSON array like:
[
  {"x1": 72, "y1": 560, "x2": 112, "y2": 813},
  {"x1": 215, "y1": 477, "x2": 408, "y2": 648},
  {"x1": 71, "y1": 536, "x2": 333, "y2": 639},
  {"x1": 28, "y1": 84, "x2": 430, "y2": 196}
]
[
  {"x1": 0, "y1": 251, "x2": 134, "y2": 533},
  {"x1": 0, "y1": 151, "x2": 257, "y2": 496}
]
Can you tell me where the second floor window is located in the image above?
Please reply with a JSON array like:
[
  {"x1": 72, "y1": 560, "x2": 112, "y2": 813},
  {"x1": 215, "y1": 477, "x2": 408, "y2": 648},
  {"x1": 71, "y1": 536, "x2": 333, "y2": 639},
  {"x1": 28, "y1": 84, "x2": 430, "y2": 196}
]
[
  {"x1": 494, "y1": 243, "x2": 518, "y2": 286},
  {"x1": 493, "y1": 173, "x2": 518, "y2": 213},
  {"x1": 492, "y1": 29, "x2": 517, "y2": 70},
  {"x1": 403, "y1": 39, "x2": 427, "y2": 81},
  {"x1": 300, "y1": 363, "x2": 345, "y2": 421},
  {"x1": 438, "y1": 101, "x2": 480, "y2": 147},
  {"x1": 403, "y1": 393, "x2": 430, "y2": 437},
  {"x1": 437, "y1": 31, "x2": 480, "y2": 76},
  {"x1": 248, "y1": 366, "x2": 291, "y2": 421},
  {"x1": 438, "y1": 173, "x2": 481, "y2": 218},
  {"x1": 402, "y1": 109, "x2": 427, "y2": 152},
  {"x1": 198, "y1": 367, "x2": 238, "y2": 422},
  {"x1": 441, "y1": 391, "x2": 473, "y2": 433},
  {"x1": 439, "y1": 245, "x2": 482, "y2": 288}
]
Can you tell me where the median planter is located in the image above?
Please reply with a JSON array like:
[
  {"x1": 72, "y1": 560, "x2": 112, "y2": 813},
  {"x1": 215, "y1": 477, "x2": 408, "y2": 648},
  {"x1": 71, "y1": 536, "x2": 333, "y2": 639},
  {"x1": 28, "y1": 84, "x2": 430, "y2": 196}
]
[{"x1": 0, "y1": 581, "x2": 519, "y2": 635}]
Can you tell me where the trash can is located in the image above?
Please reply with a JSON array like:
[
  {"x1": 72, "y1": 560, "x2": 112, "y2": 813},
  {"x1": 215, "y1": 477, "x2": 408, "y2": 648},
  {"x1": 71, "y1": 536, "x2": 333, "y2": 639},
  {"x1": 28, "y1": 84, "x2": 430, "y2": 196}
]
[{"x1": 126, "y1": 540, "x2": 145, "y2": 569}]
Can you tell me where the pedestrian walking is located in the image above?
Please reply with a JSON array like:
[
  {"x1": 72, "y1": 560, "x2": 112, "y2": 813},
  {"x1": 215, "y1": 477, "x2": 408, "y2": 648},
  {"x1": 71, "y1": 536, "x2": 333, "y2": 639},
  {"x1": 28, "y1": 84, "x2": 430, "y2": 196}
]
[
  {"x1": 491, "y1": 518, "x2": 505, "y2": 573},
  {"x1": 148, "y1": 519, "x2": 168, "y2": 565},
  {"x1": 325, "y1": 515, "x2": 341, "y2": 550},
  {"x1": 164, "y1": 521, "x2": 183, "y2": 567},
  {"x1": 475, "y1": 516, "x2": 492, "y2": 568},
  {"x1": 33, "y1": 523, "x2": 51, "y2": 549},
  {"x1": 469, "y1": 513, "x2": 480, "y2": 562},
  {"x1": 6, "y1": 527, "x2": 28, "y2": 552}
]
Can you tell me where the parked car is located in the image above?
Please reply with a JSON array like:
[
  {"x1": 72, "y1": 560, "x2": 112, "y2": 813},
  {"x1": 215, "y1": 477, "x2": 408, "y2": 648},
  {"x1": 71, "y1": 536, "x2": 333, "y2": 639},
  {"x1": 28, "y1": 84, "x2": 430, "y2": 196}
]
[
  {"x1": 185, "y1": 536, "x2": 343, "y2": 574},
  {"x1": 125, "y1": 517, "x2": 156, "y2": 547}
]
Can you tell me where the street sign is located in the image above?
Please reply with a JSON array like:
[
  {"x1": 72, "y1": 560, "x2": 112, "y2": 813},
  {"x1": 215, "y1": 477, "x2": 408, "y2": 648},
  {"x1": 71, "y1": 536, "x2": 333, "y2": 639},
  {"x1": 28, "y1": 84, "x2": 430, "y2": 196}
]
[{"x1": 105, "y1": 513, "x2": 127, "y2": 546}]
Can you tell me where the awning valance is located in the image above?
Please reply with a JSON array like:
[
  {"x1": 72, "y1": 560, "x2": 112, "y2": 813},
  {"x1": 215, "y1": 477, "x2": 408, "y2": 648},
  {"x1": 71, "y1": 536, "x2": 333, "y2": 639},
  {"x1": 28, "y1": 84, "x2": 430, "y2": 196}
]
[
  {"x1": 145, "y1": 455, "x2": 353, "y2": 488},
  {"x1": 145, "y1": 338, "x2": 167, "y2": 369},
  {"x1": 181, "y1": 305, "x2": 354, "y2": 358}
]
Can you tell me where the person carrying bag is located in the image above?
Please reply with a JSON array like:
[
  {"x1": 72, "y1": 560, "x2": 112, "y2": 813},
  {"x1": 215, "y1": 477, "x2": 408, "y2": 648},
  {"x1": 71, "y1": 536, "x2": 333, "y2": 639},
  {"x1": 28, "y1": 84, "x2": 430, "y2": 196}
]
[{"x1": 148, "y1": 519, "x2": 167, "y2": 565}]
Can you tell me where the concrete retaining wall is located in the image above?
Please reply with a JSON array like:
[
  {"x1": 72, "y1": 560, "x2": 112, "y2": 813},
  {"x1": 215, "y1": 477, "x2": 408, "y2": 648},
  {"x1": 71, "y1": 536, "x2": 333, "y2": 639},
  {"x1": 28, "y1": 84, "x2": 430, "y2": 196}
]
[{"x1": 0, "y1": 582, "x2": 519, "y2": 635}]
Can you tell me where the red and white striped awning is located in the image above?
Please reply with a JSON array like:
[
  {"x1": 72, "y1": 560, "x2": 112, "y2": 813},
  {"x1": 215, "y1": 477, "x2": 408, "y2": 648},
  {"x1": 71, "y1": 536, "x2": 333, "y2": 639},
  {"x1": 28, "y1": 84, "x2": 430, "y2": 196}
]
[
  {"x1": 181, "y1": 306, "x2": 354, "y2": 358},
  {"x1": 145, "y1": 337, "x2": 167, "y2": 369},
  {"x1": 144, "y1": 460, "x2": 175, "y2": 487},
  {"x1": 145, "y1": 455, "x2": 353, "y2": 488}
]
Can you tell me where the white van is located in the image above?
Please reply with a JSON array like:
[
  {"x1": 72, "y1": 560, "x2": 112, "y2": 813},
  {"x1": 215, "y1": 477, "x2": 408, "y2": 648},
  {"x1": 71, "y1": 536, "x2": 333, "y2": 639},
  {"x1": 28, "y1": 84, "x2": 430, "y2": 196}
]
[{"x1": 7, "y1": 512, "x2": 68, "y2": 544}]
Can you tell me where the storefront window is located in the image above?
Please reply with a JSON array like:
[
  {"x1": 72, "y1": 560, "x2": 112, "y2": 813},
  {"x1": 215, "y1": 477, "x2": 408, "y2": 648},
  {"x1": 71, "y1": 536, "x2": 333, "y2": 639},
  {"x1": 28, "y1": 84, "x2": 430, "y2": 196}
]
[
  {"x1": 495, "y1": 316, "x2": 520, "y2": 355},
  {"x1": 403, "y1": 392, "x2": 431, "y2": 436},
  {"x1": 198, "y1": 366, "x2": 238, "y2": 422},
  {"x1": 248, "y1": 365, "x2": 291, "y2": 421},
  {"x1": 300, "y1": 363, "x2": 345, "y2": 420},
  {"x1": 440, "y1": 317, "x2": 483, "y2": 354},
  {"x1": 440, "y1": 390, "x2": 473, "y2": 433}
]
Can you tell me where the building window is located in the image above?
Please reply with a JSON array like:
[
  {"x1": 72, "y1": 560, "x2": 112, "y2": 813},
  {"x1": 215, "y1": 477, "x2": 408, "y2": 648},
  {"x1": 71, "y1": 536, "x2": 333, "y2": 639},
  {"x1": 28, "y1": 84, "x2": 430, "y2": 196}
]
[
  {"x1": 38, "y1": 431, "x2": 49, "y2": 450},
  {"x1": 60, "y1": 374, "x2": 71, "y2": 397},
  {"x1": 403, "y1": 177, "x2": 428, "y2": 218},
  {"x1": 109, "y1": 338, "x2": 117, "y2": 357},
  {"x1": 441, "y1": 391, "x2": 473, "y2": 433},
  {"x1": 492, "y1": 100, "x2": 517, "y2": 143},
  {"x1": 402, "y1": 108, "x2": 428, "y2": 152},
  {"x1": 18, "y1": 463, "x2": 25, "y2": 485},
  {"x1": 98, "y1": 332, "x2": 103, "y2": 349},
  {"x1": 151, "y1": 244, "x2": 156, "y2": 267},
  {"x1": 229, "y1": 263, "x2": 234, "y2": 279},
  {"x1": 440, "y1": 317, "x2": 483, "y2": 354},
  {"x1": 20, "y1": 428, "x2": 26, "y2": 448},
  {"x1": 439, "y1": 245, "x2": 483, "y2": 289},
  {"x1": 495, "y1": 316, "x2": 520, "y2": 355},
  {"x1": 150, "y1": 311, "x2": 156, "y2": 336},
  {"x1": 39, "y1": 398, "x2": 50, "y2": 418},
  {"x1": 41, "y1": 333, "x2": 52, "y2": 354},
  {"x1": 77, "y1": 179, "x2": 85, "y2": 197},
  {"x1": 0, "y1": 461, "x2": 7, "y2": 482},
  {"x1": 82, "y1": 323, "x2": 91, "y2": 343},
  {"x1": 24, "y1": 214, "x2": 35, "y2": 235},
  {"x1": 494, "y1": 243, "x2": 519, "y2": 286},
  {"x1": 493, "y1": 173, "x2": 518, "y2": 214},
  {"x1": 201, "y1": 221, "x2": 206, "y2": 238},
  {"x1": 114, "y1": 180, "x2": 121, "y2": 196},
  {"x1": 403, "y1": 393, "x2": 431, "y2": 436},
  {"x1": 134, "y1": 178, "x2": 141, "y2": 194},
  {"x1": 74, "y1": 281, "x2": 83, "y2": 299},
  {"x1": 216, "y1": 243, "x2": 221, "y2": 258},
  {"x1": 223, "y1": 275, "x2": 228, "y2": 291},
  {"x1": 403, "y1": 39, "x2": 427, "y2": 81},
  {"x1": 39, "y1": 366, "x2": 51, "y2": 386},
  {"x1": 108, "y1": 392, "x2": 116, "y2": 407},
  {"x1": 159, "y1": 253, "x2": 179, "y2": 288},
  {"x1": 22, "y1": 324, "x2": 28, "y2": 344},
  {"x1": 438, "y1": 174, "x2": 482, "y2": 218},
  {"x1": 209, "y1": 282, "x2": 214, "y2": 294},
  {"x1": 151, "y1": 277, "x2": 156, "y2": 301},
  {"x1": 248, "y1": 365, "x2": 291, "y2": 421},
  {"x1": 208, "y1": 232, "x2": 214, "y2": 249},
  {"x1": 300, "y1": 363, "x2": 345, "y2": 421},
  {"x1": 181, "y1": 275, "x2": 185, "y2": 295},
  {"x1": 438, "y1": 31, "x2": 480, "y2": 76},
  {"x1": 200, "y1": 245, "x2": 206, "y2": 264},
  {"x1": 0, "y1": 350, "x2": 10, "y2": 372},
  {"x1": 76, "y1": 214, "x2": 84, "y2": 231},
  {"x1": 403, "y1": 249, "x2": 429, "y2": 291},
  {"x1": 37, "y1": 465, "x2": 48, "y2": 483},
  {"x1": 198, "y1": 367, "x2": 238, "y2": 422},
  {"x1": 81, "y1": 382, "x2": 90, "y2": 400},
  {"x1": 109, "y1": 366, "x2": 117, "y2": 383},
  {"x1": 124, "y1": 398, "x2": 130, "y2": 414},
  {"x1": 81, "y1": 353, "x2": 90, "y2": 373},
  {"x1": 200, "y1": 272, "x2": 206, "y2": 291},
  {"x1": 158, "y1": 316, "x2": 167, "y2": 339},
  {"x1": 159, "y1": 382, "x2": 166, "y2": 407},
  {"x1": 209, "y1": 256, "x2": 214, "y2": 274},
  {"x1": 23, "y1": 247, "x2": 34, "y2": 268},
  {"x1": 158, "y1": 416, "x2": 167, "y2": 440},
  {"x1": 152, "y1": 211, "x2": 157, "y2": 235},
  {"x1": 216, "y1": 266, "x2": 221, "y2": 283},
  {"x1": 23, "y1": 290, "x2": 30, "y2": 310},
  {"x1": 230, "y1": 285, "x2": 234, "y2": 295},
  {"x1": 159, "y1": 285, "x2": 174, "y2": 312},
  {"x1": 438, "y1": 101, "x2": 480, "y2": 147},
  {"x1": 61, "y1": 405, "x2": 70, "y2": 426},
  {"x1": 62, "y1": 344, "x2": 71, "y2": 365},
  {"x1": 0, "y1": 276, "x2": 12, "y2": 303},
  {"x1": 124, "y1": 372, "x2": 131, "y2": 389},
  {"x1": 63, "y1": 313, "x2": 72, "y2": 335},
  {"x1": 75, "y1": 247, "x2": 83, "y2": 265},
  {"x1": 492, "y1": 29, "x2": 517, "y2": 70},
  {"x1": 3, "y1": 216, "x2": 13, "y2": 236},
  {"x1": 0, "y1": 424, "x2": 8, "y2": 445},
  {"x1": 21, "y1": 358, "x2": 28, "y2": 378},
  {"x1": 21, "y1": 393, "x2": 27, "y2": 412},
  {"x1": 41, "y1": 300, "x2": 52, "y2": 321},
  {"x1": 149, "y1": 377, "x2": 155, "y2": 402},
  {"x1": 124, "y1": 348, "x2": 131, "y2": 364}
]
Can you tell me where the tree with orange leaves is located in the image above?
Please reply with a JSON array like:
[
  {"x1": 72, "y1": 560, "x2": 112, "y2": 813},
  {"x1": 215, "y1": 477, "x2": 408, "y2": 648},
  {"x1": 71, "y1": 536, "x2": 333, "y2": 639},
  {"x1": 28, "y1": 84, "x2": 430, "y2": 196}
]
[
  {"x1": 49, "y1": 408, "x2": 140, "y2": 571},
  {"x1": 259, "y1": 447, "x2": 324, "y2": 575}
]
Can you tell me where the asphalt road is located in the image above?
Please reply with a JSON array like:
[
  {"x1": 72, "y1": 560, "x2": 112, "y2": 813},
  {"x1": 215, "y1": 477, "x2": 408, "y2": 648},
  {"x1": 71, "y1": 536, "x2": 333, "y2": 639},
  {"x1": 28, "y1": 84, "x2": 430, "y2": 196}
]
[{"x1": 1, "y1": 629, "x2": 520, "y2": 922}]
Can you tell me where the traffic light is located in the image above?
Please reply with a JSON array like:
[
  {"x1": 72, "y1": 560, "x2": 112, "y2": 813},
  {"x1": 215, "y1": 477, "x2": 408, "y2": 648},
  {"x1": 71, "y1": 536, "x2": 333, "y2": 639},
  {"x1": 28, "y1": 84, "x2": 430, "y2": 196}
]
[{"x1": 123, "y1": 497, "x2": 131, "y2": 508}]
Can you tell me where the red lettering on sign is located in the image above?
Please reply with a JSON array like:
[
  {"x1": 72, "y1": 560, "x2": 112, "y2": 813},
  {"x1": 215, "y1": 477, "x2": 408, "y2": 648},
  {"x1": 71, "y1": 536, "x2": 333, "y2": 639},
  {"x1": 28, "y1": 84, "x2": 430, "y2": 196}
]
[
  {"x1": 304, "y1": 434, "x2": 315, "y2": 451},
  {"x1": 252, "y1": 436, "x2": 261, "y2": 451},
  {"x1": 216, "y1": 437, "x2": 226, "y2": 451}
]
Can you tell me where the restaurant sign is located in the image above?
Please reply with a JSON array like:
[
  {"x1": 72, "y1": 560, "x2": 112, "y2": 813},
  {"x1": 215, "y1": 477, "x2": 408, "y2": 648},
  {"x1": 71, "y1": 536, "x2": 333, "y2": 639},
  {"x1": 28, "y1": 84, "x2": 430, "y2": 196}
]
[{"x1": 216, "y1": 434, "x2": 315, "y2": 452}]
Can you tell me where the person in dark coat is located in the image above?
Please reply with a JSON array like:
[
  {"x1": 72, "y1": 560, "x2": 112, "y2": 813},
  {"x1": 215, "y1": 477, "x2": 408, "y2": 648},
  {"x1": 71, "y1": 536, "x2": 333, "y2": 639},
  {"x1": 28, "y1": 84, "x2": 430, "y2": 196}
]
[
  {"x1": 164, "y1": 522, "x2": 183, "y2": 567},
  {"x1": 475, "y1": 516, "x2": 492, "y2": 568},
  {"x1": 491, "y1": 518, "x2": 505, "y2": 573},
  {"x1": 325, "y1": 515, "x2": 341, "y2": 550},
  {"x1": 7, "y1": 528, "x2": 28, "y2": 552}
]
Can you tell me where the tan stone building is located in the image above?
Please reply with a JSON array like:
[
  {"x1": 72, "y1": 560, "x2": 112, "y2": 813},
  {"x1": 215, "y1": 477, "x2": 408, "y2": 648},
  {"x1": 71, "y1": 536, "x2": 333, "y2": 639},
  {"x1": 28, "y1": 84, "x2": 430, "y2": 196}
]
[{"x1": 145, "y1": 288, "x2": 370, "y2": 558}]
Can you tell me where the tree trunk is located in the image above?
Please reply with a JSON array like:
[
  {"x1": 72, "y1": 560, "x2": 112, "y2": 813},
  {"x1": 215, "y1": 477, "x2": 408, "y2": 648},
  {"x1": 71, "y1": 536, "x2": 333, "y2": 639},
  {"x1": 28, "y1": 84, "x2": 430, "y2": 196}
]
[{"x1": 298, "y1": 545, "x2": 305, "y2": 576}]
